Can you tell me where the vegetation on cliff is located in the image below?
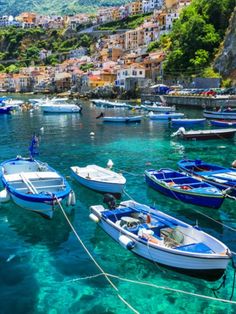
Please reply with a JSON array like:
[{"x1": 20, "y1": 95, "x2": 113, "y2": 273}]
[
  {"x1": 155, "y1": 0, "x2": 235, "y2": 78},
  {"x1": 0, "y1": 28, "x2": 93, "y2": 72}
]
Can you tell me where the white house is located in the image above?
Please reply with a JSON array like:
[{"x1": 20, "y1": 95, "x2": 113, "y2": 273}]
[
  {"x1": 115, "y1": 64, "x2": 145, "y2": 88},
  {"x1": 142, "y1": 0, "x2": 163, "y2": 13}
]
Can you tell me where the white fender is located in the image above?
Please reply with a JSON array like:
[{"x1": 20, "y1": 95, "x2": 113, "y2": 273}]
[
  {"x1": 0, "y1": 189, "x2": 10, "y2": 203},
  {"x1": 89, "y1": 213, "x2": 100, "y2": 223},
  {"x1": 107, "y1": 159, "x2": 114, "y2": 169},
  {"x1": 171, "y1": 127, "x2": 186, "y2": 137},
  {"x1": 70, "y1": 190, "x2": 76, "y2": 206}
]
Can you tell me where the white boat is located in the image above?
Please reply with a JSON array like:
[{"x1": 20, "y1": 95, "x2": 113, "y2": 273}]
[
  {"x1": 2, "y1": 99, "x2": 24, "y2": 110},
  {"x1": 0, "y1": 156, "x2": 73, "y2": 218},
  {"x1": 91, "y1": 99, "x2": 130, "y2": 109},
  {"x1": 71, "y1": 162, "x2": 126, "y2": 195},
  {"x1": 90, "y1": 199, "x2": 231, "y2": 281},
  {"x1": 40, "y1": 98, "x2": 82, "y2": 113},
  {"x1": 149, "y1": 112, "x2": 185, "y2": 120},
  {"x1": 141, "y1": 103, "x2": 176, "y2": 112}
]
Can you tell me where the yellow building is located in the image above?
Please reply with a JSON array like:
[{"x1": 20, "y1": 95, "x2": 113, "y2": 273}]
[
  {"x1": 130, "y1": 1, "x2": 143, "y2": 15},
  {"x1": 165, "y1": 0, "x2": 178, "y2": 9},
  {"x1": 88, "y1": 75, "x2": 107, "y2": 88}
]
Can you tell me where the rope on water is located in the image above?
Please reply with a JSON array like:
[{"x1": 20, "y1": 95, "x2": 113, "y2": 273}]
[
  {"x1": 115, "y1": 168, "x2": 143, "y2": 177},
  {"x1": 55, "y1": 196, "x2": 139, "y2": 314},
  {"x1": 65, "y1": 272, "x2": 236, "y2": 305}
]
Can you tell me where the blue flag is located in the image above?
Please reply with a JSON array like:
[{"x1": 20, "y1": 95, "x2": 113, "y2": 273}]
[{"x1": 29, "y1": 135, "x2": 39, "y2": 158}]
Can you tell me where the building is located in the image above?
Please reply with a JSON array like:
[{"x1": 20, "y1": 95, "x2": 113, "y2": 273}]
[{"x1": 115, "y1": 64, "x2": 146, "y2": 88}]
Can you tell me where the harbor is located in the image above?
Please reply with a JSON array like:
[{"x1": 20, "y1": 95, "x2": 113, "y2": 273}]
[{"x1": 0, "y1": 96, "x2": 236, "y2": 313}]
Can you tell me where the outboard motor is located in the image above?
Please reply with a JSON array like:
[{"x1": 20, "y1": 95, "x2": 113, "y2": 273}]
[{"x1": 103, "y1": 193, "x2": 116, "y2": 210}]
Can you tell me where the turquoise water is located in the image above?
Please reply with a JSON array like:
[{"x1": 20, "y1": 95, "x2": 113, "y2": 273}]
[{"x1": 0, "y1": 100, "x2": 236, "y2": 314}]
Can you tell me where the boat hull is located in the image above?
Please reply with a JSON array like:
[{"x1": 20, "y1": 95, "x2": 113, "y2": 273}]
[
  {"x1": 172, "y1": 119, "x2": 206, "y2": 127},
  {"x1": 209, "y1": 120, "x2": 236, "y2": 127},
  {"x1": 95, "y1": 214, "x2": 229, "y2": 281},
  {"x1": 149, "y1": 113, "x2": 184, "y2": 120},
  {"x1": 203, "y1": 111, "x2": 236, "y2": 120},
  {"x1": 42, "y1": 105, "x2": 81, "y2": 113},
  {"x1": 103, "y1": 116, "x2": 141, "y2": 123},
  {"x1": 145, "y1": 174, "x2": 224, "y2": 209},
  {"x1": 71, "y1": 171, "x2": 125, "y2": 194}
]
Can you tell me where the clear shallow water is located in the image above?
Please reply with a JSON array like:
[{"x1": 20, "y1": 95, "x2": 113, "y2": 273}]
[{"x1": 0, "y1": 100, "x2": 236, "y2": 314}]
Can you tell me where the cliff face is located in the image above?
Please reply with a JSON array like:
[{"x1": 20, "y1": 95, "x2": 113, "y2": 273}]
[{"x1": 214, "y1": 8, "x2": 236, "y2": 80}]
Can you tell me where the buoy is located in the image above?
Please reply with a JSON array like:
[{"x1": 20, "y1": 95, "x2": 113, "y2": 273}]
[
  {"x1": 70, "y1": 190, "x2": 76, "y2": 206},
  {"x1": 66, "y1": 192, "x2": 72, "y2": 206},
  {"x1": 89, "y1": 213, "x2": 100, "y2": 223},
  {"x1": 40, "y1": 127, "x2": 44, "y2": 134},
  {"x1": 119, "y1": 235, "x2": 135, "y2": 250},
  {"x1": 90, "y1": 132, "x2": 95, "y2": 136},
  {"x1": 232, "y1": 160, "x2": 236, "y2": 168},
  {"x1": 107, "y1": 159, "x2": 114, "y2": 169},
  {"x1": 0, "y1": 189, "x2": 10, "y2": 203}
]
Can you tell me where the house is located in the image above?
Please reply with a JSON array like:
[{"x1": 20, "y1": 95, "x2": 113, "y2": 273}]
[
  {"x1": 12, "y1": 74, "x2": 31, "y2": 92},
  {"x1": 17, "y1": 12, "x2": 36, "y2": 24},
  {"x1": 124, "y1": 28, "x2": 144, "y2": 51},
  {"x1": 142, "y1": 21, "x2": 160, "y2": 44},
  {"x1": 142, "y1": 0, "x2": 163, "y2": 13},
  {"x1": 88, "y1": 74, "x2": 107, "y2": 88},
  {"x1": 129, "y1": 1, "x2": 143, "y2": 15},
  {"x1": 115, "y1": 64, "x2": 146, "y2": 89},
  {"x1": 143, "y1": 51, "x2": 165, "y2": 80},
  {"x1": 54, "y1": 72, "x2": 72, "y2": 92}
]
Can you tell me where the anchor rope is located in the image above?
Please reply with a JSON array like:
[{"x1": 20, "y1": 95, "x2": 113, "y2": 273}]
[
  {"x1": 65, "y1": 272, "x2": 236, "y2": 305},
  {"x1": 54, "y1": 196, "x2": 139, "y2": 314},
  {"x1": 115, "y1": 168, "x2": 143, "y2": 177}
]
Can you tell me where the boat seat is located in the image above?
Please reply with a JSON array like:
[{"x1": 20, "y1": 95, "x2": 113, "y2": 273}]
[{"x1": 176, "y1": 242, "x2": 213, "y2": 254}]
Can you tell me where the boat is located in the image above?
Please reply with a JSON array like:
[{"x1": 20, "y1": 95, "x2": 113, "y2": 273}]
[
  {"x1": 41, "y1": 98, "x2": 82, "y2": 113},
  {"x1": 96, "y1": 112, "x2": 142, "y2": 123},
  {"x1": 91, "y1": 99, "x2": 130, "y2": 109},
  {"x1": 171, "y1": 118, "x2": 206, "y2": 127},
  {"x1": 0, "y1": 136, "x2": 74, "y2": 218},
  {"x1": 0, "y1": 106, "x2": 12, "y2": 114},
  {"x1": 90, "y1": 198, "x2": 231, "y2": 281},
  {"x1": 171, "y1": 127, "x2": 236, "y2": 140},
  {"x1": 144, "y1": 168, "x2": 224, "y2": 208},
  {"x1": 141, "y1": 103, "x2": 176, "y2": 112},
  {"x1": 149, "y1": 112, "x2": 185, "y2": 120},
  {"x1": 203, "y1": 109, "x2": 236, "y2": 120},
  {"x1": 178, "y1": 159, "x2": 236, "y2": 196},
  {"x1": 71, "y1": 161, "x2": 126, "y2": 195},
  {"x1": 209, "y1": 120, "x2": 236, "y2": 128}
]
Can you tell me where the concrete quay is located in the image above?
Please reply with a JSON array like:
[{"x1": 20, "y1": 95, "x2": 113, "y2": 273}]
[{"x1": 141, "y1": 94, "x2": 236, "y2": 108}]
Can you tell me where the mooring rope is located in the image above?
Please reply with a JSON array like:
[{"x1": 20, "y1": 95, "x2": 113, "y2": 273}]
[
  {"x1": 65, "y1": 272, "x2": 236, "y2": 305},
  {"x1": 115, "y1": 168, "x2": 143, "y2": 177},
  {"x1": 55, "y1": 197, "x2": 139, "y2": 314}
]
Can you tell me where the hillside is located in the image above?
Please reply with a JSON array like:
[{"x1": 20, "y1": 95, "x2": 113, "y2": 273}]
[
  {"x1": 214, "y1": 7, "x2": 236, "y2": 81},
  {"x1": 0, "y1": 0, "x2": 130, "y2": 16}
]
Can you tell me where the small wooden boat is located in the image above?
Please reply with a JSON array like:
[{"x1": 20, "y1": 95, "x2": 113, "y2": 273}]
[
  {"x1": 178, "y1": 159, "x2": 236, "y2": 196},
  {"x1": 71, "y1": 163, "x2": 126, "y2": 195},
  {"x1": 145, "y1": 168, "x2": 224, "y2": 208},
  {"x1": 203, "y1": 109, "x2": 236, "y2": 120},
  {"x1": 90, "y1": 198, "x2": 231, "y2": 281},
  {"x1": 96, "y1": 113, "x2": 142, "y2": 123},
  {"x1": 141, "y1": 104, "x2": 176, "y2": 112},
  {"x1": 209, "y1": 120, "x2": 236, "y2": 127},
  {"x1": 171, "y1": 127, "x2": 236, "y2": 140},
  {"x1": 149, "y1": 112, "x2": 185, "y2": 120},
  {"x1": 0, "y1": 137, "x2": 74, "y2": 218},
  {"x1": 91, "y1": 99, "x2": 130, "y2": 109},
  {"x1": 0, "y1": 157, "x2": 73, "y2": 218},
  {"x1": 171, "y1": 118, "x2": 206, "y2": 127}
]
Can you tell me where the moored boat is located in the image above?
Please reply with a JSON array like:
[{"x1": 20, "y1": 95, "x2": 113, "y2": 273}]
[
  {"x1": 149, "y1": 112, "x2": 185, "y2": 120},
  {"x1": 209, "y1": 120, "x2": 236, "y2": 128},
  {"x1": 178, "y1": 159, "x2": 236, "y2": 196},
  {"x1": 96, "y1": 112, "x2": 142, "y2": 123},
  {"x1": 171, "y1": 127, "x2": 236, "y2": 140},
  {"x1": 0, "y1": 136, "x2": 74, "y2": 218},
  {"x1": 145, "y1": 168, "x2": 224, "y2": 208},
  {"x1": 203, "y1": 109, "x2": 236, "y2": 120},
  {"x1": 90, "y1": 198, "x2": 231, "y2": 281},
  {"x1": 171, "y1": 118, "x2": 206, "y2": 127},
  {"x1": 0, "y1": 106, "x2": 12, "y2": 114},
  {"x1": 71, "y1": 162, "x2": 126, "y2": 195},
  {"x1": 141, "y1": 104, "x2": 176, "y2": 112}
]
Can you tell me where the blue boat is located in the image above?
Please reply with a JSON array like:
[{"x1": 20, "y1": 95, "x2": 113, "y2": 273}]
[
  {"x1": 0, "y1": 106, "x2": 12, "y2": 114},
  {"x1": 178, "y1": 159, "x2": 236, "y2": 197},
  {"x1": 209, "y1": 120, "x2": 236, "y2": 128},
  {"x1": 171, "y1": 118, "x2": 206, "y2": 127},
  {"x1": 0, "y1": 136, "x2": 74, "y2": 218},
  {"x1": 145, "y1": 168, "x2": 225, "y2": 208}
]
